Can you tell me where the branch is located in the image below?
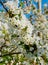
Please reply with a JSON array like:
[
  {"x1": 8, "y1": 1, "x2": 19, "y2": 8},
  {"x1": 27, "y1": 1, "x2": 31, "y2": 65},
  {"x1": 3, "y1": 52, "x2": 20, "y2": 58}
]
[
  {"x1": 0, "y1": 0, "x2": 8, "y2": 12},
  {"x1": 0, "y1": 52, "x2": 21, "y2": 57},
  {"x1": 9, "y1": 47, "x2": 18, "y2": 53}
]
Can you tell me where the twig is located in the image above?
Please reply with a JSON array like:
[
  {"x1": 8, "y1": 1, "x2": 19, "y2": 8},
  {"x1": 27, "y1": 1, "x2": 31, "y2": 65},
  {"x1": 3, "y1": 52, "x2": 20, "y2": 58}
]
[
  {"x1": 0, "y1": 52, "x2": 21, "y2": 57},
  {"x1": 0, "y1": 0, "x2": 8, "y2": 12},
  {"x1": 9, "y1": 47, "x2": 18, "y2": 52}
]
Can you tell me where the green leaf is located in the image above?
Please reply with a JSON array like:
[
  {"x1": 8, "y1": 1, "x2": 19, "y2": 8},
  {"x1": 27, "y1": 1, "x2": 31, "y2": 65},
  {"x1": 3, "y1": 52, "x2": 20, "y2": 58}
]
[
  {"x1": 11, "y1": 34, "x2": 19, "y2": 39},
  {"x1": 20, "y1": 1, "x2": 24, "y2": 7},
  {"x1": 22, "y1": 26, "x2": 28, "y2": 31},
  {"x1": 18, "y1": 12, "x2": 22, "y2": 20},
  {"x1": 45, "y1": 11, "x2": 48, "y2": 14},
  {"x1": 19, "y1": 55, "x2": 25, "y2": 62},
  {"x1": 19, "y1": 41, "x2": 24, "y2": 45},
  {"x1": 41, "y1": 54, "x2": 48, "y2": 63}
]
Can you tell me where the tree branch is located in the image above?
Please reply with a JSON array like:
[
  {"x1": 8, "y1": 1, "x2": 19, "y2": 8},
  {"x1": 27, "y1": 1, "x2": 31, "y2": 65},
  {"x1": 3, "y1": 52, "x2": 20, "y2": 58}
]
[
  {"x1": 0, "y1": 52, "x2": 21, "y2": 57},
  {"x1": 0, "y1": 0, "x2": 8, "y2": 12}
]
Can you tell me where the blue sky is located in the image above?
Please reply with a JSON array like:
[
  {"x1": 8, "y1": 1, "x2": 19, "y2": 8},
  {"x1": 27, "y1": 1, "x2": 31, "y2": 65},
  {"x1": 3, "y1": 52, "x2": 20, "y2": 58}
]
[
  {"x1": 33, "y1": 0, "x2": 48, "y2": 9},
  {"x1": 42, "y1": 0, "x2": 48, "y2": 4},
  {"x1": 0, "y1": 0, "x2": 48, "y2": 11},
  {"x1": 42, "y1": 0, "x2": 48, "y2": 8}
]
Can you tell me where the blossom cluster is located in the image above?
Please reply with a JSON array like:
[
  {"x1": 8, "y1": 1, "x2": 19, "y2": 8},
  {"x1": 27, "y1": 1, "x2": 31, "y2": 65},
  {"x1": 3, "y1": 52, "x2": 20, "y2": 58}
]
[{"x1": 0, "y1": 0, "x2": 48, "y2": 65}]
